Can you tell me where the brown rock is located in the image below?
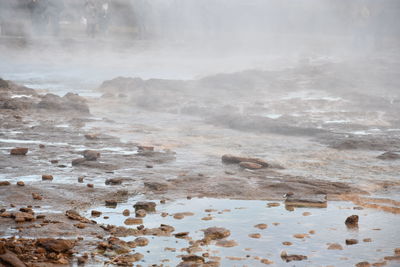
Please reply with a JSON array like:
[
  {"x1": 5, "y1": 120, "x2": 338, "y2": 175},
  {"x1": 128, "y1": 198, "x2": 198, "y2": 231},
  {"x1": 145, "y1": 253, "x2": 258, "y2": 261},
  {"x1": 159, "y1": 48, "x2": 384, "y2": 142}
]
[
  {"x1": 91, "y1": 210, "x2": 102, "y2": 217},
  {"x1": 42, "y1": 174, "x2": 53, "y2": 181},
  {"x1": 84, "y1": 133, "x2": 98, "y2": 140},
  {"x1": 133, "y1": 201, "x2": 156, "y2": 212},
  {"x1": 124, "y1": 218, "x2": 143, "y2": 225},
  {"x1": 345, "y1": 215, "x2": 359, "y2": 228},
  {"x1": 135, "y1": 209, "x2": 146, "y2": 218},
  {"x1": 356, "y1": 262, "x2": 371, "y2": 267},
  {"x1": 16, "y1": 181, "x2": 25, "y2": 186},
  {"x1": 249, "y1": 233, "x2": 261, "y2": 239},
  {"x1": 260, "y1": 258, "x2": 274, "y2": 265},
  {"x1": 239, "y1": 162, "x2": 263, "y2": 170},
  {"x1": 74, "y1": 223, "x2": 86, "y2": 229},
  {"x1": 14, "y1": 212, "x2": 34, "y2": 223},
  {"x1": 83, "y1": 150, "x2": 100, "y2": 161},
  {"x1": 372, "y1": 262, "x2": 387, "y2": 266},
  {"x1": 105, "y1": 200, "x2": 117, "y2": 207},
  {"x1": 10, "y1": 147, "x2": 28, "y2": 156},
  {"x1": 0, "y1": 181, "x2": 11, "y2": 186},
  {"x1": 293, "y1": 234, "x2": 309, "y2": 239},
  {"x1": 37, "y1": 238, "x2": 75, "y2": 253},
  {"x1": 87, "y1": 183, "x2": 94, "y2": 188},
  {"x1": 328, "y1": 243, "x2": 343, "y2": 250},
  {"x1": 203, "y1": 227, "x2": 231, "y2": 240},
  {"x1": 134, "y1": 237, "x2": 149, "y2": 247},
  {"x1": 39, "y1": 144, "x2": 45, "y2": 149},
  {"x1": 363, "y1": 238, "x2": 372, "y2": 242},
  {"x1": 267, "y1": 202, "x2": 280, "y2": 207},
  {"x1": 181, "y1": 255, "x2": 205, "y2": 263},
  {"x1": 72, "y1": 158, "x2": 86, "y2": 166},
  {"x1": 280, "y1": 251, "x2": 307, "y2": 262},
  {"x1": 346, "y1": 239, "x2": 358, "y2": 245},
  {"x1": 122, "y1": 209, "x2": 130, "y2": 216},
  {"x1": 174, "y1": 232, "x2": 190, "y2": 239},
  {"x1": 215, "y1": 240, "x2": 238, "y2": 247},
  {"x1": 395, "y1": 248, "x2": 400, "y2": 255},
  {"x1": 32, "y1": 193, "x2": 42, "y2": 200},
  {"x1": 282, "y1": 242, "x2": 292, "y2": 246},
  {"x1": 0, "y1": 249, "x2": 26, "y2": 267},
  {"x1": 254, "y1": 224, "x2": 268, "y2": 229},
  {"x1": 105, "y1": 178, "x2": 123, "y2": 185}
]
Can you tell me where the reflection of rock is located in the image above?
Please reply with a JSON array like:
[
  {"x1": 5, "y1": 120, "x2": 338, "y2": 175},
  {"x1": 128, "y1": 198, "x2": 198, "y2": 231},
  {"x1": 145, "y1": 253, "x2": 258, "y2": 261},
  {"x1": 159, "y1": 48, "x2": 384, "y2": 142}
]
[
  {"x1": 285, "y1": 194, "x2": 327, "y2": 208},
  {"x1": 345, "y1": 215, "x2": 359, "y2": 228}
]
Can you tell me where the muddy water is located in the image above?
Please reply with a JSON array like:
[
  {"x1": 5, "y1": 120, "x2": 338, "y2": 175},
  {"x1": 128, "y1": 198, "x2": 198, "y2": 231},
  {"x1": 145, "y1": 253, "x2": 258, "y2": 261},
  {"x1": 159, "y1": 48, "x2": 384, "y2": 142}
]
[{"x1": 87, "y1": 198, "x2": 400, "y2": 266}]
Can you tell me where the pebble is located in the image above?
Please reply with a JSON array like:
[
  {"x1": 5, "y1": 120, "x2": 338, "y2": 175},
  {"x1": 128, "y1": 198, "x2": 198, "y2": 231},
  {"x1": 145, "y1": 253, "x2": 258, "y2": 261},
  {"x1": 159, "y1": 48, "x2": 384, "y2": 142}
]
[
  {"x1": 17, "y1": 181, "x2": 25, "y2": 186},
  {"x1": 42, "y1": 174, "x2": 53, "y2": 181}
]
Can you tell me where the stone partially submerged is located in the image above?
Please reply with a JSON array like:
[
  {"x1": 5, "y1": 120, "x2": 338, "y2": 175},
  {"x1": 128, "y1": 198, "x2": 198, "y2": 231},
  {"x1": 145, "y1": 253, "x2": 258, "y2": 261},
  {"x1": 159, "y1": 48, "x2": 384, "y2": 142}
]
[{"x1": 285, "y1": 193, "x2": 327, "y2": 208}]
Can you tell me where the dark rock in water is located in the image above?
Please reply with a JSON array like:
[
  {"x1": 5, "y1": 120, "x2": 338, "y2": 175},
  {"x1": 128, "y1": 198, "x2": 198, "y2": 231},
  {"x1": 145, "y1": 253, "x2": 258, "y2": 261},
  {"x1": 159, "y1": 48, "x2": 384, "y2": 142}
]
[
  {"x1": 0, "y1": 181, "x2": 11, "y2": 186},
  {"x1": 377, "y1": 151, "x2": 400, "y2": 160},
  {"x1": 41, "y1": 174, "x2": 53, "y2": 181},
  {"x1": 83, "y1": 150, "x2": 100, "y2": 161},
  {"x1": 346, "y1": 239, "x2": 358, "y2": 245},
  {"x1": 91, "y1": 210, "x2": 102, "y2": 217},
  {"x1": 345, "y1": 215, "x2": 359, "y2": 228},
  {"x1": 16, "y1": 181, "x2": 25, "y2": 186},
  {"x1": 105, "y1": 200, "x2": 118, "y2": 208},
  {"x1": 285, "y1": 194, "x2": 327, "y2": 208},
  {"x1": 280, "y1": 251, "x2": 307, "y2": 262},
  {"x1": 133, "y1": 201, "x2": 156, "y2": 212},
  {"x1": 221, "y1": 154, "x2": 269, "y2": 167},
  {"x1": 105, "y1": 178, "x2": 123, "y2": 185},
  {"x1": 174, "y1": 232, "x2": 189, "y2": 239},
  {"x1": 203, "y1": 227, "x2": 231, "y2": 240},
  {"x1": 10, "y1": 147, "x2": 28, "y2": 156},
  {"x1": 239, "y1": 162, "x2": 263, "y2": 170},
  {"x1": 37, "y1": 238, "x2": 75, "y2": 253},
  {"x1": 38, "y1": 93, "x2": 89, "y2": 113},
  {"x1": 144, "y1": 181, "x2": 169, "y2": 191}
]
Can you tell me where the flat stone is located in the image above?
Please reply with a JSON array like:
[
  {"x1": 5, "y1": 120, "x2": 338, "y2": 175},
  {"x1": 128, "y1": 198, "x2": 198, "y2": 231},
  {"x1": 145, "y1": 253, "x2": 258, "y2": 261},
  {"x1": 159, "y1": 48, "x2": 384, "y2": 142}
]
[
  {"x1": 10, "y1": 147, "x2": 28, "y2": 156},
  {"x1": 285, "y1": 194, "x2": 327, "y2": 208}
]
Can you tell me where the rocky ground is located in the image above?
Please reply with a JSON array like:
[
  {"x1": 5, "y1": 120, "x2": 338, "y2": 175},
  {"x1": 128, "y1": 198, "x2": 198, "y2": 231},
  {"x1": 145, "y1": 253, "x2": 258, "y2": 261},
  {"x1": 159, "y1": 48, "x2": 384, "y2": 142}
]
[{"x1": 1, "y1": 57, "x2": 400, "y2": 266}]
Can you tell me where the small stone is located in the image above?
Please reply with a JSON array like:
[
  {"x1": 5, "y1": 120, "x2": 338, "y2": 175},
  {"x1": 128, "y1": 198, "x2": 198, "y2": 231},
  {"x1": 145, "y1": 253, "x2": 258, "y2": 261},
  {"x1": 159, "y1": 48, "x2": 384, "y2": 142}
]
[
  {"x1": 328, "y1": 243, "x2": 343, "y2": 250},
  {"x1": 254, "y1": 223, "x2": 268, "y2": 229},
  {"x1": 0, "y1": 181, "x2": 11, "y2": 186},
  {"x1": 345, "y1": 215, "x2": 359, "y2": 228},
  {"x1": 282, "y1": 242, "x2": 292, "y2": 246},
  {"x1": 293, "y1": 234, "x2": 309, "y2": 239},
  {"x1": 161, "y1": 212, "x2": 168, "y2": 217},
  {"x1": 146, "y1": 164, "x2": 153, "y2": 168},
  {"x1": 78, "y1": 176, "x2": 84, "y2": 183},
  {"x1": 32, "y1": 193, "x2": 42, "y2": 200},
  {"x1": 84, "y1": 133, "x2": 98, "y2": 140},
  {"x1": 42, "y1": 174, "x2": 53, "y2": 181},
  {"x1": 346, "y1": 239, "x2": 358, "y2": 245},
  {"x1": 280, "y1": 251, "x2": 307, "y2": 262},
  {"x1": 249, "y1": 233, "x2": 261, "y2": 239},
  {"x1": 260, "y1": 258, "x2": 274, "y2": 264},
  {"x1": 122, "y1": 209, "x2": 130, "y2": 216},
  {"x1": 74, "y1": 223, "x2": 86, "y2": 229},
  {"x1": 203, "y1": 227, "x2": 231, "y2": 240},
  {"x1": 363, "y1": 238, "x2": 372, "y2": 242},
  {"x1": 10, "y1": 147, "x2": 28, "y2": 155},
  {"x1": 50, "y1": 160, "x2": 59, "y2": 164},
  {"x1": 105, "y1": 178, "x2": 123, "y2": 185},
  {"x1": 173, "y1": 213, "x2": 185, "y2": 220},
  {"x1": 215, "y1": 240, "x2": 238, "y2": 247},
  {"x1": 135, "y1": 209, "x2": 146, "y2": 218},
  {"x1": 356, "y1": 262, "x2": 371, "y2": 267},
  {"x1": 124, "y1": 218, "x2": 143, "y2": 225},
  {"x1": 105, "y1": 200, "x2": 117, "y2": 207},
  {"x1": 134, "y1": 237, "x2": 149, "y2": 247},
  {"x1": 39, "y1": 144, "x2": 45, "y2": 149},
  {"x1": 87, "y1": 183, "x2": 94, "y2": 188},
  {"x1": 302, "y1": 212, "x2": 311, "y2": 216},
  {"x1": 17, "y1": 181, "x2": 25, "y2": 186},
  {"x1": 174, "y1": 232, "x2": 190, "y2": 239},
  {"x1": 91, "y1": 210, "x2": 102, "y2": 217},
  {"x1": 77, "y1": 256, "x2": 87, "y2": 265}
]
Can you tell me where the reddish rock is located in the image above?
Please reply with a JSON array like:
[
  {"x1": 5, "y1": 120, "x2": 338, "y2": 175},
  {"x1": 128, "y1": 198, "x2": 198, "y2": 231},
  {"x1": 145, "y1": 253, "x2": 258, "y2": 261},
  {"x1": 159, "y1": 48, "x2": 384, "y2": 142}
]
[
  {"x1": 87, "y1": 183, "x2": 94, "y2": 188},
  {"x1": 42, "y1": 174, "x2": 53, "y2": 181},
  {"x1": 122, "y1": 209, "x2": 130, "y2": 216},
  {"x1": 10, "y1": 148, "x2": 28, "y2": 156}
]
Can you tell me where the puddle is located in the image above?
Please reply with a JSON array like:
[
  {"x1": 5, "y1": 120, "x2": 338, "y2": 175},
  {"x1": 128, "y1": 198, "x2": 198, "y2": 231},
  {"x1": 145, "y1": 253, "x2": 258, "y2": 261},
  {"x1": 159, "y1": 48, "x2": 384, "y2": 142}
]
[{"x1": 86, "y1": 198, "x2": 400, "y2": 266}]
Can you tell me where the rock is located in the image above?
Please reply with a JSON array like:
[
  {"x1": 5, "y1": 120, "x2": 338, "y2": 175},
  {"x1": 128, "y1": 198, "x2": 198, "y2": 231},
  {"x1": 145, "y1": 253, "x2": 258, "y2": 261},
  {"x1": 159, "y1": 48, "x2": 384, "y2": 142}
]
[
  {"x1": 122, "y1": 209, "x2": 130, "y2": 216},
  {"x1": 346, "y1": 239, "x2": 358, "y2": 245},
  {"x1": 133, "y1": 201, "x2": 156, "y2": 212},
  {"x1": 50, "y1": 160, "x2": 59, "y2": 164},
  {"x1": 221, "y1": 154, "x2": 269, "y2": 167},
  {"x1": 356, "y1": 262, "x2": 371, "y2": 267},
  {"x1": 280, "y1": 251, "x2": 307, "y2": 262},
  {"x1": 328, "y1": 243, "x2": 343, "y2": 250},
  {"x1": 0, "y1": 181, "x2": 11, "y2": 186},
  {"x1": 105, "y1": 200, "x2": 117, "y2": 207},
  {"x1": 65, "y1": 210, "x2": 92, "y2": 223},
  {"x1": 282, "y1": 242, "x2": 292, "y2": 246},
  {"x1": 260, "y1": 258, "x2": 274, "y2": 265},
  {"x1": 395, "y1": 248, "x2": 400, "y2": 255},
  {"x1": 16, "y1": 181, "x2": 25, "y2": 186},
  {"x1": 203, "y1": 227, "x2": 231, "y2": 240},
  {"x1": 215, "y1": 240, "x2": 238, "y2": 247},
  {"x1": 383, "y1": 255, "x2": 400, "y2": 261},
  {"x1": 363, "y1": 238, "x2": 372, "y2": 242},
  {"x1": 39, "y1": 144, "x2": 45, "y2": 149},
  {"x1": 32, "y1": 193, "x2": 42, "y2": 200},
  {"x1": 0, "y1": 248, "x2": 26, "y2": 267},
  {"x1": 10, "y1": 147, "x2": 28, "y2": 156},
  {"x1": 38, "y1": 93, "x2": 89, "y2": 113},
  {"x1": 134, "y1": 237, "x2": 149, "y2": 247},
  {"x1": 181, "y1": 255, "x2": 205, "y2": 263},
  {"x1": 174, "y1": 232, "x2": 190, "y2": 239},
  {"x1": 84, "y1": 133, "x2": 98, "y2": 140},
  {"x1": 77, "y1": 256, "x2": 87, "y2": 265},
  {"x1": 91, "y1": 210, "x2": 102, "y2": 217},
  {"x1": 72, "y1": 158, "x2": 86, "y2": 166},
  {"x1": 78, "y1": 176, "x2": 84, "y2": 183},
  {"x1": 114, "y1": 253, "x2": 144, "y2": 264},
  {"x1": 249, "y1": 233, "x2": 261, "y2": 239},
  {"x1": 285, "y1": 193, "x2": 327, "y2": 208},
  {"x1": 144, "y1": 181, "x2": 169, "y2": 191},
  {"x1": 14, "y1": 212, "x2": 35, "y2": 223},
  {"x1": 135, "y1": 209, "x2": 146, "y2": 218},
  {"x1": 239, "y1": 161, "x2": 263, "y2": 170},
  {"x1": 87, "y1": 183, "x2": 94, "y2": 188},
  {"x1": 124, "y1": 218, "x2": 143, "y2": 225},
  {"x1": 83, "y1": 150, "x2": 100, "y2": 161},
  {"x1": 345, "y1": 215, "x2": 359, "y2": 228},
  {"x1": 37, "y1": 238, "x2": 75, "y2": 253},
  {"x1": 267, "y1": 202, "x2": 280, "y2": 207},
  {"x1": 377, "y1": 152, "x2": 400, "y2": 160},
  {"x1": 74, "y1": 223, "x2": 86, "y2": 229},
  {"x1": 42, "y1": 174, "x2": 53, "y2": 181},
  {"x1": 105, "y1": 178, "x2": 123, "y2": 185}
]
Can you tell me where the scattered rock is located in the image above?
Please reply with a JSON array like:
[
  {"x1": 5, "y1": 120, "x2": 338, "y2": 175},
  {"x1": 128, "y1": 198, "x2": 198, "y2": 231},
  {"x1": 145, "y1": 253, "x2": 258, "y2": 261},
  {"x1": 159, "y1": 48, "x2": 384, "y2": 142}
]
[
  {"x1": 83, "y1": 150, "x2": 100, "y2": 161},
  {"x1": 0, "y1": 181, "x2": 11, "y2": 186},
  {"x1": 249, "y1": 233, "x2": 261, "y2": 239},
  {"x1": 135, "y1": 209, "x2": 146, "y2": 218},
  {"x1": 124, "y1": 218, "x2": 143, "y2": 225},
  {"x1": 14, "y1": 212, "x2": 34, "y2": 223},
  {"x1": 16, "y1": 181, "x2": 25, "y2": 186},
  {"x1": 134, "y1": 237, "x2": 149, "y2": 247},
  {"x1": 10, "y1": 147, "x2": 28, "y2": 156},
  {"x1": 105, "y1": 178, "x2": 123, "y2": 185},
  {"x1": 215, "y1": 240, "x2": 238, "y2": 247},
  {"x1": 133, "y1": 201, "x2": 156, "y2": 212},
  {"x1": 37, "y1": 238, "x2": 75, "y2": 253},
  {"x1": 91, "y1": 210, "x2": 102, "y2": 217},
  {"x1": 345, "y1": 215, "x2": 359, "y2": 228},
  {"x1": 203, "y1": 227, "x2": 231, "y2": 240},
  {"x1": 84, "y1": 133, "x2": 98, "y2": 140},
  {"x1": 32, "y1": 193, "x2": 42, "y2": 200},
  {"x1": 346, "y1": 239, "x2": 358, "y2": 245},
  {"x1": 42, "y1": 174, "x2": 53, "y2": 181},
  {"x1": 328, "y1": 243, "x2": 343, "y2": 250},
  {"x1": 122, "y1": 209, "x2": 130, "y2": 216},
  {"x1": 356, "y1": 262, "x2": 371, "y2": 267},
  {"x1": 280, "y1": 251, "x2": 307, "y2": 262}
]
